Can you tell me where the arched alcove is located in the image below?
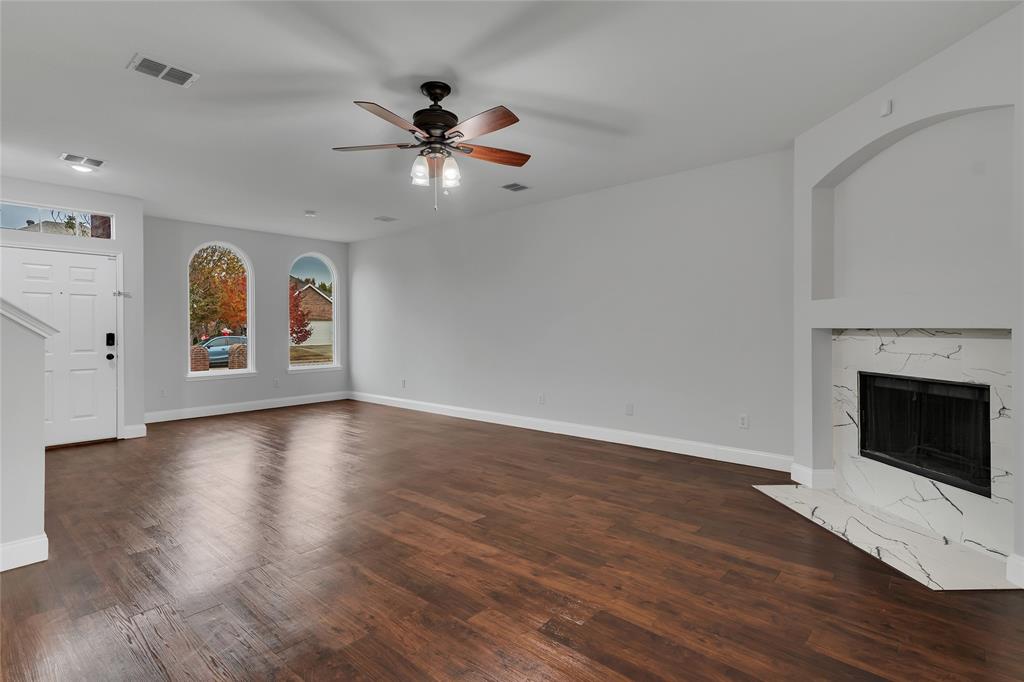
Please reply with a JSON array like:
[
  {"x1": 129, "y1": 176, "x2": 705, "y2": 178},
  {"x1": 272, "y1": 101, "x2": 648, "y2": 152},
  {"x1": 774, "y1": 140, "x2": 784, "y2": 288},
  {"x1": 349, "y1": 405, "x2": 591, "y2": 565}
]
[{"x1": 810, "y1": 105, "x2": 1014, "y2": 300}]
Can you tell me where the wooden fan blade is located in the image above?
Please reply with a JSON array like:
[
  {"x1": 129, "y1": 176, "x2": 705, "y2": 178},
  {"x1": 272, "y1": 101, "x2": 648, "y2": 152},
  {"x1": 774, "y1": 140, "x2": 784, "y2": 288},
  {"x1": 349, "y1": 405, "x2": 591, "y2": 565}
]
[
  {"x1": 453, "y1": 144, "x2": 530, "y2": 167},
  {"x1": 354, "y1": 101, "x2": 427, "y2": 137},
  {"x1": 445, "y1": 106, "x2": 518, "y2": 142},
  {"x1": 332, "y1": 143, "x2": 418, "y2": 151}
]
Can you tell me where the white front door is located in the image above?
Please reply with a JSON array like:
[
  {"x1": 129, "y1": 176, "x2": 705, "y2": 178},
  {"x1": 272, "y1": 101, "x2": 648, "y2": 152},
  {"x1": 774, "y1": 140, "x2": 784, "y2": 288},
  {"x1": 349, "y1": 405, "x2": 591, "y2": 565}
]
[{"x1": 1, "y1": 246, "x2": 118, "y2": 445}]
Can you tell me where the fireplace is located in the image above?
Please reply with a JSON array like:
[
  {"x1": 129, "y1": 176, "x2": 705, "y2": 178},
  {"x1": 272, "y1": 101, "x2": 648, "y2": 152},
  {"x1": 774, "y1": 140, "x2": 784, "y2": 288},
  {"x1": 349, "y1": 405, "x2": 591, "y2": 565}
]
[{"x1": 859, "y1": 372, "x2": 991, "y2": 497}]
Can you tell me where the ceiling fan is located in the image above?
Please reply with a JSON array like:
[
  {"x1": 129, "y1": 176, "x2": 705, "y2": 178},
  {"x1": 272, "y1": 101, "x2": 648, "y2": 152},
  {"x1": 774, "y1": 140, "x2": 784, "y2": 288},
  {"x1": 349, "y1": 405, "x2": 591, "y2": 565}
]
[{"x1": 332, "y1": 81, "x2": 530, "y2": 190}]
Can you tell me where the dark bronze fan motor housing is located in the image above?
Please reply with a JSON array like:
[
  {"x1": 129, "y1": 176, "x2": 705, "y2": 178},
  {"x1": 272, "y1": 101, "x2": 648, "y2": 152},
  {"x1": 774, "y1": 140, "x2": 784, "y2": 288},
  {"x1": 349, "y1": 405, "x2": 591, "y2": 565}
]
[
  {"x1": 412, "y1": 109, "x2": 458, "y2": 138},
  {"x1": 413, "y1": 81, "x2": 458, "y2": 137}
]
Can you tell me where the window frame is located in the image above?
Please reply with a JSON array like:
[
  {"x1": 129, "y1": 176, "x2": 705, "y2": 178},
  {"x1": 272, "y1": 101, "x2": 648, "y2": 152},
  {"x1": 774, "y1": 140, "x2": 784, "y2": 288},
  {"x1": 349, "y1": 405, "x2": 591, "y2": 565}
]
[
  {"x1": 185, "y1": 241, "x2": 256, "y2": 380},
  {"x1": 286, "y1": 252, "x2": 341, "y2": 373},
  {"x1": 1, "y1": 199, "x2": 115, "y2": 239}
]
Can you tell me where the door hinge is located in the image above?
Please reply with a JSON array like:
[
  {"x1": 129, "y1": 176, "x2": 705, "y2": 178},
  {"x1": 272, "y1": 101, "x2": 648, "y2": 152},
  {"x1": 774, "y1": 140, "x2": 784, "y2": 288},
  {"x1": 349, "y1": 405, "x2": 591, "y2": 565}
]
[{"x1": 112, "y1": 291, "x2": 133, "y2": 298}]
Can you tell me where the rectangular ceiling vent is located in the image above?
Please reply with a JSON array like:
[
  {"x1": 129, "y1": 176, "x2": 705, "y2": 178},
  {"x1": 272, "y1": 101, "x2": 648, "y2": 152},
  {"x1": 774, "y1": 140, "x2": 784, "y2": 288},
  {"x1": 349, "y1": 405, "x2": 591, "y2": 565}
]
[
  {"x1": 502, "y1": 183, "x2": 529, "y2": 192},
  {"x1": 127, "y1": 53, "x2": 199, "y2": 88},
  {"x1": 373, "y1": 216, "x2": 399, "y2": 223},
  {"x1": 60, "y1": 153, "x2": 104, "y2": 168}
]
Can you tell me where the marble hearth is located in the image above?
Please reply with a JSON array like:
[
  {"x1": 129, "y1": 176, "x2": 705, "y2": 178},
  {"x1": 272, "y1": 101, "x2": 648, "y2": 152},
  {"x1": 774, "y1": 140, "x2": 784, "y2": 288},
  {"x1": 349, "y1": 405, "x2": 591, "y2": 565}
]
[
  {"x1": 762, "y1": 329, "x2": 1016, "y2": 590},
  {"x1": 755, "y1": 484, "x2": 1016, "y2": 590}
]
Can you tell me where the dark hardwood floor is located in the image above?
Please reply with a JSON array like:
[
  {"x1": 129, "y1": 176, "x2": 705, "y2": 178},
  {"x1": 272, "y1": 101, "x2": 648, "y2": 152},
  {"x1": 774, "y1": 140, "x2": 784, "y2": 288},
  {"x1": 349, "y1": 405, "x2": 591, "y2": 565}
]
[{"x1": 3, "y1": 400, "x2": 1023, "y2": 680}]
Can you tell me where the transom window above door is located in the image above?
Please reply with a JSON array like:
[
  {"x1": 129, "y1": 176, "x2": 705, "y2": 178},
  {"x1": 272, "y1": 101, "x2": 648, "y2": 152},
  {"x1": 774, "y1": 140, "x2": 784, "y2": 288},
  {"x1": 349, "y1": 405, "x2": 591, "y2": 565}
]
[{"x1": 0, "y1": 201, "x2": 112, "y2": 239}]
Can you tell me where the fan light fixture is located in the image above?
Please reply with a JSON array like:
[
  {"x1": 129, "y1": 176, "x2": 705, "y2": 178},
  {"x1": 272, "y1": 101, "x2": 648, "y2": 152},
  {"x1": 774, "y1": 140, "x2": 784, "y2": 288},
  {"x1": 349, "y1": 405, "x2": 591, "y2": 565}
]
[
  {"x1": 442, "y1": 156, "x2": 461, "y2": 188},
  {"x1": 410, "y1": 155, "x2": 429, "y2": 186}
]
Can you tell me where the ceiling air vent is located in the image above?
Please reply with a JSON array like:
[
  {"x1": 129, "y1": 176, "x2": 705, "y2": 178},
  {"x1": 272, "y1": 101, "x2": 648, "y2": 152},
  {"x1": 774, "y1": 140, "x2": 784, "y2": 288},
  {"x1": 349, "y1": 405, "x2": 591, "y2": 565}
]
[
  {"x1": 373, "y1": 216, "x2": 398, "y2": 223},
  {"x1": 60, "y1": 153, "x2": 104, "y2": 168},
  {"x1": 127, "y1": 53, "x2": 199, "y2": 88},
  {"x1": 502, "y1": 183, "x2": 529, "y2": 192},
  {"x1": 161, "y1": 67, "x2": 194, "y2": 86}
]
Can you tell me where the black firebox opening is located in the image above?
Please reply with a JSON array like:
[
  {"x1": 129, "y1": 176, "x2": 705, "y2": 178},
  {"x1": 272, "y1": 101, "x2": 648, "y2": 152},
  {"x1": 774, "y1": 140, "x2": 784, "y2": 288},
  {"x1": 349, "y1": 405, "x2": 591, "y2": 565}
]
[{"x1": 858, "y1": 372, "x2": 991, "y2": 497}]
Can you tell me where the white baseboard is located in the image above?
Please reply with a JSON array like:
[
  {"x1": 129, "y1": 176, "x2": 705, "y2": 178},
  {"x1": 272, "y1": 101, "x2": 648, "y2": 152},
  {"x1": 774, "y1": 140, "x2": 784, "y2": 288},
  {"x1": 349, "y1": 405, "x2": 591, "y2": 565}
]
[
  {"x1": 120, "y1": 423, "x2": 147, "y2": 439},
  {"x1": 348, "y1": 392, "x2": 791, "y2": 472},
  {"x1": 790, "y1": 463, "x2": 836, "y2": 489},
  {"x1": 145, "y1": 391, "x2": 351, "y2": 424},
  {"x1": 1008, "y1": 553, "x2": 1024, "y2": 588},
  {"x1": 0, "y1": 533, "x2": 48, "y2": 572}
]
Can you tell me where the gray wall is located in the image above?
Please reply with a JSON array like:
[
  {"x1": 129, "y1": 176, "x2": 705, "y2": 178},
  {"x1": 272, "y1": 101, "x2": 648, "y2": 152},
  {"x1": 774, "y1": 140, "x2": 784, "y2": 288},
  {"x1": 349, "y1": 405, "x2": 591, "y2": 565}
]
[
  {"x1": 144, "y1": 216, "x2": 348, "y2": 418},
  {"x1": 349, "y1": 150, "x2": 794, "y2": 457}
]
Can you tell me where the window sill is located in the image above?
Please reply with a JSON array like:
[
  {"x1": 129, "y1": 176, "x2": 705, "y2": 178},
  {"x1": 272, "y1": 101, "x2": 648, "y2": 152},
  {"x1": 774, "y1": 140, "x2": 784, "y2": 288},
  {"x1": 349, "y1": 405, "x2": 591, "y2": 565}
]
[
  {"x1": 186, "y1": 369, "x2": 258, "y2": 381},
  {"x1": 287, "y1": 364, "x2": 344, "y2": 374}
]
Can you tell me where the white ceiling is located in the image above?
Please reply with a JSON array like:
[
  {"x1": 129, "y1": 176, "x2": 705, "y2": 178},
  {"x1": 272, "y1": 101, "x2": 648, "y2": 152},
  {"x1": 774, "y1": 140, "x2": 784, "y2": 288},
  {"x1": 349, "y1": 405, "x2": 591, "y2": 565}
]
[{"x1": 1, "y1": 1, "x2": 1015, "y2": 242}]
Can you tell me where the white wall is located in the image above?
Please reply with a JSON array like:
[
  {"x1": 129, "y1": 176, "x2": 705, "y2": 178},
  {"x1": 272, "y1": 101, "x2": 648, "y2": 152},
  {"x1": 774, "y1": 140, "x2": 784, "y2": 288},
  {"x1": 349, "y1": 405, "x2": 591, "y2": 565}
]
[
  {"x1": 0, "y1": 176, "x2": 146, "y2": 433},
  {"x1": 0, "y1": 315, "x2": 48, "y2": 569},
  {"x1": 833, "y1": 106, "x2": 1014, "y2": 298},
  {"x1": 144, "y1": 217, "x2": 348, "y2": 420},
  {"x1": 350, "y1": 150, "x2": 794, "y2": 462}
]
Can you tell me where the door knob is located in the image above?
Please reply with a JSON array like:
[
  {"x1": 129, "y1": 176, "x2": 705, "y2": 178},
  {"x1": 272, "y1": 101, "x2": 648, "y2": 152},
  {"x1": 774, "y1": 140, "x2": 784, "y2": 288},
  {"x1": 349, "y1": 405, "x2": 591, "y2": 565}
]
[{"x1": 106, "y1": 353, "x2": 114, "y2": 360}]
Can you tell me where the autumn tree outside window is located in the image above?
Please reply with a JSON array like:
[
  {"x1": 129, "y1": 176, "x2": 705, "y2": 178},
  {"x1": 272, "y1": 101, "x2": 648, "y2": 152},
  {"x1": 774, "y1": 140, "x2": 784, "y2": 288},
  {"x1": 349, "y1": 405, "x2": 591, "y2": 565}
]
[{"x1": 188, "y1": 243, "x2": 251, "y2": 373}]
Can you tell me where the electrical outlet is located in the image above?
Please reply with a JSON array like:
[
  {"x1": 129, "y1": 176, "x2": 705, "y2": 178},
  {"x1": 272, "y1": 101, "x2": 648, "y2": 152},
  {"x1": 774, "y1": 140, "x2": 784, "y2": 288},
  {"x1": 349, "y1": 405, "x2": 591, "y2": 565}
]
[
  {"x1": 538, "y1": 393, "x2": 546, "y2": 405},
  {"x1": 738, "y1": 413, "x2": 749, "y2": 429},
  {"x1": 159, "y1": 388, "x2": 166, "y2": 398},
  {"x1": 625, "y1": 402, "x2": 634, "y2": 417},
  {"x1": 401, "y1": 378, "x2": 407, "y2": 389},
  {"x1": 273, "y1": 378, "x2": 279, "y2": 389}
]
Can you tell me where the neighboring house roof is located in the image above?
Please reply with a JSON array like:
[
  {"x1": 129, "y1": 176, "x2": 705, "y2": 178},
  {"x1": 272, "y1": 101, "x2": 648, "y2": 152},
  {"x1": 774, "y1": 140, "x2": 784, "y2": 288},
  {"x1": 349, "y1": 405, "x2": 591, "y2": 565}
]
[
  {"x1": 290, "y1": 276, "x2": 333, "y2": 321},
  {"x1": 290, "y1": 275, "x2": 332, "y2": 302},
  {"x1": 298, "y1": 283, "x2": 332, "y2": 303}
]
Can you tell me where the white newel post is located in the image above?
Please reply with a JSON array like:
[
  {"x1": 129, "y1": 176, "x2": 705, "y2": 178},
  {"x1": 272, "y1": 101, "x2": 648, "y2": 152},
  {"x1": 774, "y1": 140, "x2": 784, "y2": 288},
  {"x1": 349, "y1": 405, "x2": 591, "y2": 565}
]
[{"x1": 0, "y1": 298, "x2": 59, "y2": 571}]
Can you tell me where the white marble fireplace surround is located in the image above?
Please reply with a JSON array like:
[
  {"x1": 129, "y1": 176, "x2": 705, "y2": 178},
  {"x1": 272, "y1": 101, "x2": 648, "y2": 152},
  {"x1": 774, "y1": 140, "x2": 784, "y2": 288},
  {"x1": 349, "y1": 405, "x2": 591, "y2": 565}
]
[
  {"x1": 760, "y1": 328, "x2": 1016, "y2": 591},
  {"x1": 833, "y1": 328, "x2": 1013, "y2": 558}
]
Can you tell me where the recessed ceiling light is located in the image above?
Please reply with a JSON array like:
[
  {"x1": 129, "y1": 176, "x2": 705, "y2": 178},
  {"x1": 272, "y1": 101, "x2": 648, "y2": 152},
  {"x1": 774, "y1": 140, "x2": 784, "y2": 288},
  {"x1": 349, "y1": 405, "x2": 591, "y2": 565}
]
[
  {"x1": 304, "y1": 210, "x2": 318, "y2": 218},
  {"x1": 71, "y1": 164, "x2": 94, "y2": 173}
]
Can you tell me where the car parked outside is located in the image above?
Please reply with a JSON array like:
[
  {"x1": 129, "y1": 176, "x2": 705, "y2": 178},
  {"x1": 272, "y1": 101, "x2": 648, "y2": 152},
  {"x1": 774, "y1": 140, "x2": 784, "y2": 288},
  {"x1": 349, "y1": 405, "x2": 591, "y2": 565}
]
[{"x1": 202, "y1": 335, "x2": 247, "y2": 367}]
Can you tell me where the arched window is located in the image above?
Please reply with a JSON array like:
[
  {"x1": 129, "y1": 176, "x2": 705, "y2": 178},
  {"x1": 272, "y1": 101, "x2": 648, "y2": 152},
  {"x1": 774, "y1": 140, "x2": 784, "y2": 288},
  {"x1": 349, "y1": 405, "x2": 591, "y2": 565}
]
[
  {"x1": 188, "y1": 243, "x2": 252, "y2": 374},
  {"x1": 288, "y1": 254, "x2": 336, "y2": 368}
]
